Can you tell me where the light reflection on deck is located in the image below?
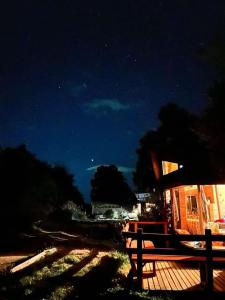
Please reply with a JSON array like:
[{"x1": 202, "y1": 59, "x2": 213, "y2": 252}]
[{"x1": 142, "y1": 261, "x2": 225, "y2": 292}]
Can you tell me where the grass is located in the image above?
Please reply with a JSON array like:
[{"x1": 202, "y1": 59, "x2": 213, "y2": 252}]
[
  {"x1": 2, "y1": 222, "x2": 224, "y2": 300},
  {"x1": 19, "y1": 251, "x2": 90, "y2": 287},
  {"x1": 0, "y1": 245, "x2": 144, "y2": 300},
  {"x1": 4, "y1": 238, "x2": 219, "y2": 300},
  {"x1": 4, "y1": 244, "x2": 219, "y2": 300}
]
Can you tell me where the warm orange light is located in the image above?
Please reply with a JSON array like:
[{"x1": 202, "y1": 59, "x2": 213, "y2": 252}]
[{"x1": 162, "y1": 161, "x2": 179, "y2": 175}]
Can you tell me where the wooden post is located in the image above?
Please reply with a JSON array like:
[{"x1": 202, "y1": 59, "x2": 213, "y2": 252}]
[
  {"x1": 137, "y1": 228, "x2": 143, "y2": 290},
  {"x1": 170, "y1": 188, "x2": 175, "y2": 232},
  {"x1": 205, "y1": 229, "x2": 213, "y2": 291},
  {"x1": 134, "y1": 222, "x2": 138, "y2": 232},
  {"x1": 214, "y1": 185, "x2": 221, "y2": 219},
  {"x1": 197, "y1": 185, "x2": 204, "y2": 234},
  {"x1": 163, "y1": 222, "x2": 168, "y2": 234}
]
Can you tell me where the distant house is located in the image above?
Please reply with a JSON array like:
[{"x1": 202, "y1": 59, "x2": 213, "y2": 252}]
[
  {"x1": 91, "y1": 202, "x2": 139, "y2": 220},
  {"x1": 135, "y1": 192, "x2": 156, "y2": 214}
]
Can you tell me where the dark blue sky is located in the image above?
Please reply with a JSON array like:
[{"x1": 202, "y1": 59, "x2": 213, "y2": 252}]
[{"x1": 1, "y1": 0, "x2": 225, "y2": 201}]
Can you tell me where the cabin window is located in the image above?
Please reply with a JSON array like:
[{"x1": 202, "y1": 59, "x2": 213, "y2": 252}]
[{"x1": 186, "y1": 195, "x2": 198, "y2": 218}]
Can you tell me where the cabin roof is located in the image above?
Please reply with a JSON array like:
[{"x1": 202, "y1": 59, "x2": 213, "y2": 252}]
[{"x1": 160, "y1": 166, "x2": 225, "y2": 188}]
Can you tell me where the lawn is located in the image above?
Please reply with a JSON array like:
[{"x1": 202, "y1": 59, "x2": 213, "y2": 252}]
[
  {"x1": 0, "y1": 224, "x2": 140, "y2": 300},
  {"x1": 0, "y1": 242, "x2": 159, "y2": 300}
]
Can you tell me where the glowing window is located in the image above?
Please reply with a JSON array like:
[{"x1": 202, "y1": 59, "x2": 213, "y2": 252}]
[
  {"x1": 186, "y1": 195, "x2": 198, "y2": 218},
  {"x1": 162, "y1": 161, "x2": 179, "y2": 175}
]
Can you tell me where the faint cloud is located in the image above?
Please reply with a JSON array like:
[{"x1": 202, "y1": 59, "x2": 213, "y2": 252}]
[
  {"x1": 117, "y1": 166, "x2": 135, "y2": 173},
  {"x1": 86, "y1": 164, "x2": 134, "y2": 173},
  {"x1": 84, "y1": 99, "x2": 131, "y2": 113},
  {"x1": 86, "y1": 165, "x2": 102, "y2": 171}
]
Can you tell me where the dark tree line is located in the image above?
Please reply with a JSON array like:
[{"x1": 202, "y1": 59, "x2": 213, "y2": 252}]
[{"x1": 0, "y1": 145, "x2": 84, "y2": 235}]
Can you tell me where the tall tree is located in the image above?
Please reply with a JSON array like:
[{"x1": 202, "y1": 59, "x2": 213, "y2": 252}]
[
  {"x1": 91, "y1": 165, "x2": 137, "y2": 207},
  {"x1": 157, "y1": 103, "x2": 208, "y2": 167},
  {"x1": 133, "y1": 130, "x2": 161, "y2": 192},
  {"x1": 51, "y1": 165, "x2": 84, "y2": 207},
  {"x1": 199, "y1": 37, "x2": 225, "y2": 175},
  {"x1": 133, "y1": 103, "x2": 209, "y2": 192}
]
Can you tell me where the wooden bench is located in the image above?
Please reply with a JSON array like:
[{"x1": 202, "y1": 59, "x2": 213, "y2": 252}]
[{"x1": 123, "y1": 228, "x2": 225, "y2": 290}]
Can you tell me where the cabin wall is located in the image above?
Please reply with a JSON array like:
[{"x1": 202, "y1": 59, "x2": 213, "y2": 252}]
[
  {"x1": 186, "y1": 219, "x2": 201, "y2": 234},
  {"x1": 178, "y1": 187, "x2": 188, "y2": 229},
  {"x1": 181, "y1": 186, "x2": 201, "y2": 234},
  {"x1": 170, "y1": 184, "x2": 225, "y2": 234},
  {"x1": 170, "y1": 186, "x2": 201, "y2": 234},
  {"x1": 216, "y1": 185, "x2": 225, "y2": 219}
]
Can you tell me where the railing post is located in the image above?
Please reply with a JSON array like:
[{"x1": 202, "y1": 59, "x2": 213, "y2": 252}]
[
  {"x1": 137, "y1": 228, "x2": 143, "y2": 290},
  {"x1": 205, "y1": 228, "x2": 213, "y2": 291},
  {"x1": 134, "y1": 222, "x2": 138, "y2": 232}
]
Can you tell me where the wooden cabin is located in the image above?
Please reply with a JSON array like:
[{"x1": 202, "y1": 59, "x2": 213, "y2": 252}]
[{"x1": 160, "y1": 161, "x2": 225, "y2": 235}]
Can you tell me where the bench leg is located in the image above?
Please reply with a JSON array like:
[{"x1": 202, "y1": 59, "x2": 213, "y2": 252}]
[{"x1": 152, "y1": 261, "x2": 156, "y2": 276}]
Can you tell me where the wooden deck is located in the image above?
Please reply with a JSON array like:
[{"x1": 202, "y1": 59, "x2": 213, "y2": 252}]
[{"x1": 142, "y1": 262, "x2": 225, "y2": 292}]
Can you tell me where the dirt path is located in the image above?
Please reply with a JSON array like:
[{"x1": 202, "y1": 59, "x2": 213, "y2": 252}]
[{"x1": 0, "y1": 253, "x2": 32, "y2": 271}]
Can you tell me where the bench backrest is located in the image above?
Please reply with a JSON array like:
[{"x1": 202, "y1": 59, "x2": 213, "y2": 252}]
[{"x1": 123, "y1": 228, "x2": 225, "y2": 257}]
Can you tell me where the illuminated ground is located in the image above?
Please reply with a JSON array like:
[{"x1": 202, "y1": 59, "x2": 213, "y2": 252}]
[
  {"x1": 0, "y1": 226, "x2": 131, "y2": 300},
  {"x1": 1, "y1": 227, "x2": 225, "y2": 300}
]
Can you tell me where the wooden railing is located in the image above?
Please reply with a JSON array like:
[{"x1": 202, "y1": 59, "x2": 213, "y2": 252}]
[
  {"x1": 123, "y1": 228, "x2": 225, "y2": 290},
  {"x1": 127, "y1": 221, "x2": 168, "y2": 234}
]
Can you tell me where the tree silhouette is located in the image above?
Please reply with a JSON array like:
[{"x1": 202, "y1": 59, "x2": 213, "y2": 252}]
[
  {"x1": 51, "y1": 165, "x2": 84, "y2": 207},
  {"x1": 133, "y1": 130, "x2": 160, "y2": 192},
  {"x1": 91, "y1": 165, "x2": 137, "y2": 207},
  {"x1": 157, "y1": 103, "x2": 208, "y2": 167},
  {"x1": 133, "y1": 103, "x2": 209, "y2": 192},
  {"x1": 0, "y1": 145, "x2": 84, "y2": 235},
  {"x1": 199, "y1": 37, "x2": 225, "y2": 176},
  {"x1": 200, "y1": 83, "x2": 225, "y2": 176},
  {"x1": 199, "y1": 35, "x2": 225, "y2": 78}
]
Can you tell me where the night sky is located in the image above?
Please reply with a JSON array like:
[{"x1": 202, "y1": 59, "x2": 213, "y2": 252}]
[{"x1": 1, "y1": 1, "x2": 225, "y2": 202}]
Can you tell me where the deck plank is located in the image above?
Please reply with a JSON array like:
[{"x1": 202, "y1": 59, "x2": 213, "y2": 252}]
[
  {"x1": 144, "y1": 261, "x2": 225, "y2": 292},
  {"x1": 159, "y1": 261, "x2": 173, "y2": 290},
  {"x1": 175, "y1": 262, "x2": 199, "y2": 287},
  {"x1": 168, "y1": 263, "x2": 183, "y2": 290},
  {"x1": 160, "y1": 261, "x2": 178, "y2": 290},
  {"x1": 165, "y1": 261, "x2": 183, "y2": 290},
  {"x1": 214, "y1": 270, "x2": 225, "y2": 291},
  {"x1": 155, "y1": 262, "x2": 170, "y2": 290},
  {"x1": 171, "y1": 262, "x2": 192, "y2": 289},
  {"x1": 184, "y1": 264, "x2": 200, "y2": 282}
]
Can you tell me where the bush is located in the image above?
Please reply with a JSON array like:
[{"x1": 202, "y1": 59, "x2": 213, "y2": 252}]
[
  {"x1": 104, "y1": 209, "x2": 114, "y2": 219},
  {"x1": 48, "y1": 209, "x2": 72, "y2": 222}
]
